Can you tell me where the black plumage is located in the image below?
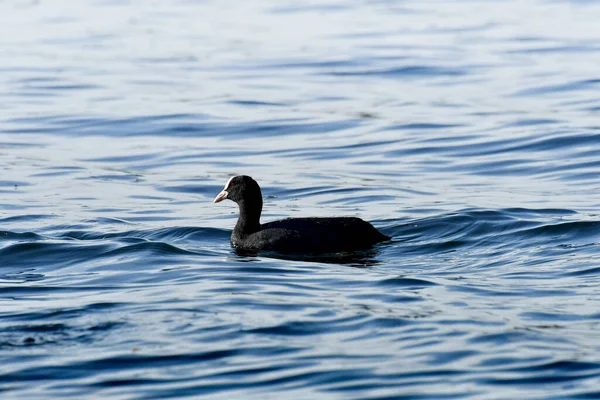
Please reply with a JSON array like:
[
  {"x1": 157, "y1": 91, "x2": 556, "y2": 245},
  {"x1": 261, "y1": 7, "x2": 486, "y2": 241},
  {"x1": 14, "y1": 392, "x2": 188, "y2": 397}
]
[{"x1": 214, "y1": 175, "x2": 390, "y2": 254}]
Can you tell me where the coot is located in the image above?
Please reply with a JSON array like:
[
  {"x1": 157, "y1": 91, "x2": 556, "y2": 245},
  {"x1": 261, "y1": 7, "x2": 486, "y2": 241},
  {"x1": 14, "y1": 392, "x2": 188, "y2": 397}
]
[{"x1": 214, "y1": 175, "x2": 390, "y2": 254}]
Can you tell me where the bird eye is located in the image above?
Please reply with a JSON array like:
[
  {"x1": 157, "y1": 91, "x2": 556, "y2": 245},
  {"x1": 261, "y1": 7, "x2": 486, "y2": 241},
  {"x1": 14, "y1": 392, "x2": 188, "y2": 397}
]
[{"x1": 224, "y1": 176, "x2": 237, "y2": 190}]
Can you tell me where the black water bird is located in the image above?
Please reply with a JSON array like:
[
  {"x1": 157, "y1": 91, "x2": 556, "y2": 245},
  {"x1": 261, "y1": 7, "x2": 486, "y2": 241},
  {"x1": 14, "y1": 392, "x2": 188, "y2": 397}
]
[{"x1": 213, "y1": 175, "x2": 390, "y2": 254}]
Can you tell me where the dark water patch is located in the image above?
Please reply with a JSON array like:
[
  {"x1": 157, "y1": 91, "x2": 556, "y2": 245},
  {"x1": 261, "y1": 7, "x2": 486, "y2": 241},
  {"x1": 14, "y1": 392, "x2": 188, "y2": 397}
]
[
  {"x1": 451, "y1": 158, "x2": 541, "y2": 177},
  {"x1": 521, "y1": 311, "x2": 600, "y2": 322},
  {"x1": 29, "y1": 170, "x2": 82, "y2": 178},
  {"x1": 82, "y1": 152, "x2": 162, "y2": 163},
  {"x1": 129, "y1": 194, "x2": 173, "y2": 201},
  {"x1": 512, "y1": 79, "x2": 600, "y2": 97},
  {"x1": 501, "y1": 118, "x2": 561, "y2": 127},
  {"x1": 349, "y1": 293, "x2": 422, "y2": 304},
  {"x1": 219, "y1": 119, "x2": 362, "y2": 139},
  {"x1": 247, "y1": 249, "x2": 382, "y2": 266},
  {"x1": 480, "y1": 360, "x2": 600, "y2": 385},
  {"x1": 96, "y1": 241, "x2": 208, "y2": 261},
  {"x1": 324, "y1": 65, "x2": 468, "y2": 78},
  {"x1": 415, "y1": 134, "x2": 481, "y2": 144},
  {"x1": 116, "y1": 215, "x2": 179, "y2": 223},
  {"x1": 4, "y1": 114, "x2": 214, "y2": 137},
  {"x1": 503, "y1": 208, "x2": 577, "y2": 216},
  {"x1": 0, "y1": 272, "x2": 45, "y2": 282},
  {"x1": 323, "y1": 194, "x2": 397, "y2": 205},
  {"x1": 426, "y1": 349, "x2": 479, "y2": 366},
  {"x1": 227, "y1": 100, "x2": 287, "y2": 107},
  {"x1": 0, "y1": 285, "x2": 127, "y2": 296},
  {"x1": 0, "y1": 180, "x2": 31, "y2": 187},
  {"x1": 0, "y1": 314, "x2": 125, "y2": 349},
  {"x1": 376, "y1": 276, "x2": 438, "y2": 288},
  {"x1": 506, "y1": 44, "x2": 600, "y2": 54},
  {"x1": 383, "y1": 123, "x2": 465, "y2": 131},
  {"x1": 87, "y1": 217, "x2": 133, "y2": 225},
  {"x1": 568, "y1": 392, "x2": 600, "y2": 399},
  {"x1": 163, "y1": 149, "x2": 263, "y2": 163},
  {"x1": 4, "y1": 115, "x2": 360, "y2": 139},
  {"x1": 504, "y1": 132, "x2": 600, "y2": 154},
  {"x1": 510, "y1": 220, "x2": 600, "y2": 246},
  {"x1": 451, "y1": 285, "x2": 574, "y2": 298},
  {"x1": 16, "y1": 83, "x2": 100, "y2": 92},
  {"x1": 89, "y1": 208, "x2": 132, "y2": 215},
  {"x1": 270, "y1": 4, "x2": 351, "y2": 13},
  {"x1": 384, "y1": 130, "x2": 600, "y2": 163},
  {"x1": 564, "y1": 266, "x2": 600, "y2": 277},
  {"x1": 57, "y1": 226, "x2": 226, "y2": 244},
  {"x1": 0, "y1": 241, "x2": 115, "y2": 269},
  {"x1": 55, "y1": 346, "x2": 297, "y2": 376},
  {"x1": 310, "y1": 186, "x2": 377, "y2": 200},
  {"x1": 9, "y1": 91, "x2": 61, "y2": 98},
  {"x1": 158, "y1": 183, "x2": 223, "y2": 196},
  {"x1": 264, "y1": 184, "x2": 397, "y2": 205},
  {"x1": 0, "y1": 230, "x2": 44, "y2": 241},
  {"x1": 84, "y1": 174, "x2": 142, "y2": 182},
  {"x1": 246, "y1": 315, "x2": 369, "y2": 336},
  {"x1": 470, "y1": 330, "x2": 539, "y2": 346},
  {"x1": 128, "y1": 209, "x2": 171, "y2": 216},
  {"x1": 542, "y1": 158, "x2": 600, "y2": 176},
  {"x1": 2, "y1": 302, "x2": 126, "y2": 324},
  {"x1": 444, "y1": 284, "x2": 521, "y2": 297},
  {"x1": 556, "y1": 170, "x2": 600, "y2": 182},
  {"x1": 137, "y1": 367, "x2": 367, "y2": 400},
  {"x1": 267, "y1": 184, "x2": 330, "y2": 199},
  {"x1": 0, "y1": 141, "x2": 41, "y2": 148},
  {"x1": 230, "y1": 59, "x2": 363, "y2": 71},
  {"x1": 391, "y1": 209, "x2": 532, "y2": 243},
  {"x1": 8, "y1": 113, "x2": 201, "y2": 128}
]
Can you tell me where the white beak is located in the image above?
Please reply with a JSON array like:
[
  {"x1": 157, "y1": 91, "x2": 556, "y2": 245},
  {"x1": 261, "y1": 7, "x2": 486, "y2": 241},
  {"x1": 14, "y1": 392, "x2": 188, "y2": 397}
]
[
  {"x1": 214, "y1": 176, "x2": 237, "y2": 204},
  {"x1": 213, "y1": 189, "x2": 228, "y2": 203}
]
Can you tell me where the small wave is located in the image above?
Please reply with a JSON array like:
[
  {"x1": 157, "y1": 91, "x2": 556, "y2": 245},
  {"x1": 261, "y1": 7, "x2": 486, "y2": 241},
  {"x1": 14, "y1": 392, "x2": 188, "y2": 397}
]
[
  {"x1": 387, "y1": 208, "x2": 592, "y2": 256},
  {"x1": 0, "y1": 241, "x2": 114, "y2": 269}
]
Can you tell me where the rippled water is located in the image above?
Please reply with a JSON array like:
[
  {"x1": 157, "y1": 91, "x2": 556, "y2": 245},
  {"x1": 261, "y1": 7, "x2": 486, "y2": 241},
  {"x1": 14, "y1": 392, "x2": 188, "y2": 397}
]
[{"x1": 1, "y1": 0, "x2": 600, "y2": 398}]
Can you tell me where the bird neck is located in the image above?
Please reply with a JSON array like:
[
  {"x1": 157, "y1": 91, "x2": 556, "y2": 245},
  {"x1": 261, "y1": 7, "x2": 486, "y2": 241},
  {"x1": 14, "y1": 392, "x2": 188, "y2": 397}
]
[{"x1": 234, "y1": 198, "x2": 262, "y2": 236}]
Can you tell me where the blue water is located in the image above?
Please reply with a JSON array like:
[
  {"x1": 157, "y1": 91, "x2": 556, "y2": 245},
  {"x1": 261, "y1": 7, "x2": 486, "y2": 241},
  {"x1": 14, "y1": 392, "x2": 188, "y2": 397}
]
[{"x1": 1, "y1": 0, "x2": 600, "y2": 398}]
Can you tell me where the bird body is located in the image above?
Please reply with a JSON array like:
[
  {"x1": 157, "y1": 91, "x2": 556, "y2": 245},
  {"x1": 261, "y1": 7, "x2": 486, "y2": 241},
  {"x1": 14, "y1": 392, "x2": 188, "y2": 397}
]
[{"x1": 214, "y1": 176, "x2": 389, "y2": 254}]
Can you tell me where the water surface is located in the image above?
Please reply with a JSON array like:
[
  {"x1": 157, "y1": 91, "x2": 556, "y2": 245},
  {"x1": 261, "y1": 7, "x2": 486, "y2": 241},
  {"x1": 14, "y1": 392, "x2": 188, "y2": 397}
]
[{"x1": 1, "y1": 0, "x2": 600, "y2": 398}]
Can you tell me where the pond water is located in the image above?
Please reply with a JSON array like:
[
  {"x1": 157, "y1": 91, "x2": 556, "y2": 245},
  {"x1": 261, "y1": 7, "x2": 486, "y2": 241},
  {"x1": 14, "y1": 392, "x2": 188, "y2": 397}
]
[{"x1": 1, "y1": 0, "x2": 600, "y2": 398}]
